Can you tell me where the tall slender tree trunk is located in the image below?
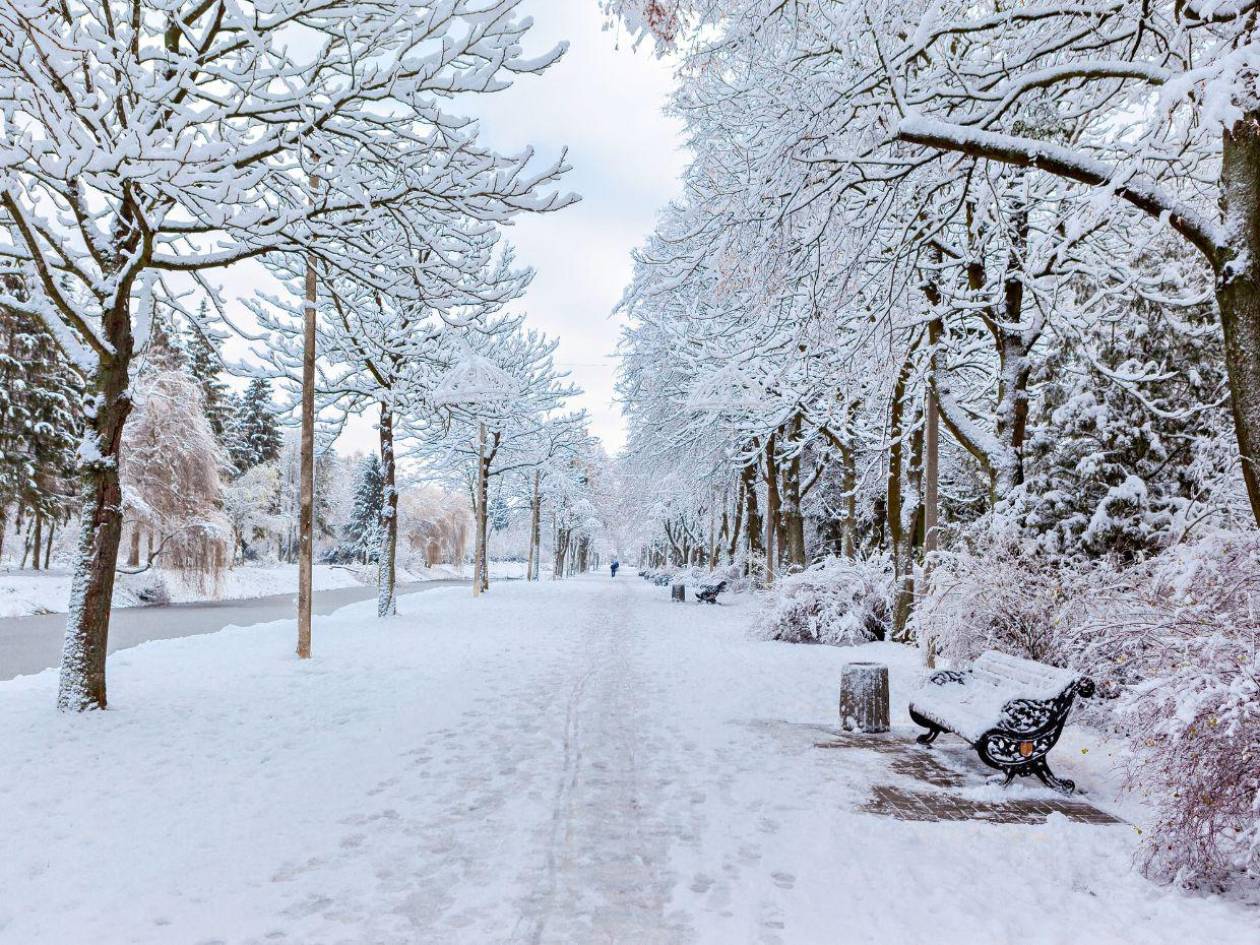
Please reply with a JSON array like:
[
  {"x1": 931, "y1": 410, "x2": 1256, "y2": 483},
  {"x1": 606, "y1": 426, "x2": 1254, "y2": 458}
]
[
  {"x1": 840, "y1": 441, "x2": 858, "y2": 557},
  {"x1": 128, "y1": 526, "x2": 141, "y2": 568},
  {"x1": 553, "y1": 526, "x2": 569, "y2": 579},
  {"x1": 1219, "y1": 110, "x2": 1260, "y2": 526},
  {"x1": 43, "y1": 521, "x2": 54, "y2": 571},
  {"x1": 781, "y1": 417, "x2": 807, "y2": 569},
  {"x1": 887, "y1": 356, "x2": 918, "y2": 641},
  {"x1": 296, "y1": 227, "x2": 316, "y2": 659},
  {"x1": 472, "y1": 424, "x2": 491, "y2": 596},
  {"x1": 30, "y1": 514, "x2": 42, "y2": 571},
  {"x1": 528, "y1": 470, "x2": 541, "y2": 580},
  {"x1": 58, "y1": 298, "x2": 134, "y2": 711},
  {"x1": 740, "y1": 460, "x2": 763, "y2": 572},
  {"x1": 377, "y1": 403, "x2": 397, "y2": 617},
  {"x1": 764, "y1": 434, "x2": 779, "y2": 585},
  {"x1": 728, "y1": 480, "x2": 744, "y2": 564},
  {"x1": 922, "y1": 344, "x2": 942, "y2": 666}
]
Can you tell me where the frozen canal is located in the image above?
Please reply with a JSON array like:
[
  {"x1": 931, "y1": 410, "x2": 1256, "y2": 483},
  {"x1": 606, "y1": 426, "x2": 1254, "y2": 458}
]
[{"x1": 0, "y1": 579, "x2": 465, "y2": 681}]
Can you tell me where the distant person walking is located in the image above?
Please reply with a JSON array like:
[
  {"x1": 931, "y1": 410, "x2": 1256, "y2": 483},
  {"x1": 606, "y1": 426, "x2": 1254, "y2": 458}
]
[{"x1": 610, "y1": 559, "x2": 620, "y2": 578}]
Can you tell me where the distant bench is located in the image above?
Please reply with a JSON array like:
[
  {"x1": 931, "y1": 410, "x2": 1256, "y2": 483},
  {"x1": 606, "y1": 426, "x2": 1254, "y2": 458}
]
[
  {"x1": 695, "y1": 580, "x2": 727, "y2": 604},
  {"x1": 908, "y1": 650, "x2": 1094, "y2": 795}
]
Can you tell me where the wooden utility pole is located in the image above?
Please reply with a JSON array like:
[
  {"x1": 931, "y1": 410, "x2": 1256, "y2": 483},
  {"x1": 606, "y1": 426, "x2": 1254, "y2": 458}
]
[{"x1": 297, "y1": 171, "x2": 318, "y2": 659}]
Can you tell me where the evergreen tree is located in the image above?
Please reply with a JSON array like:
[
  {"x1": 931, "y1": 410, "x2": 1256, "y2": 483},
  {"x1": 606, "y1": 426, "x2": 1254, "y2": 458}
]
[
  {"x1": 181, "y1": 304, "x2": 233, "y2": 441},
  {"x1": 489, "y1": 495, "x2": 511, "y2": 531},
  {"x1": 0, "y1": 303, "x2": 82, "y2": 558},
  {"x1": 345, "y1": 454, "x2": 384, "y2": 563},
  {"x1": 1011, "y1": 294, "x2": 1231, "y2": 561},
  {"x1": 227, "y1": 378, "x2": 282, "y2": 475}
]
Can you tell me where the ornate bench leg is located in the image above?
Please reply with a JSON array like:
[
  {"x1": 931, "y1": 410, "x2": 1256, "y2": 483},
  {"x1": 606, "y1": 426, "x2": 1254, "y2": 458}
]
[
  {"x1": 909, "y1": 707, "x2": 942, "y2": 745},
  {"x1": 1030, "y1": 758, "x2": 1075, "y2": 796}
]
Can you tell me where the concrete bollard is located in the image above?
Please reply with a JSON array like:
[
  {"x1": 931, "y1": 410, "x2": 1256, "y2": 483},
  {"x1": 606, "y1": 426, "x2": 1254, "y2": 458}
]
[{"x1": 671, "y1": 583, "x2": 685, "y2": 602}]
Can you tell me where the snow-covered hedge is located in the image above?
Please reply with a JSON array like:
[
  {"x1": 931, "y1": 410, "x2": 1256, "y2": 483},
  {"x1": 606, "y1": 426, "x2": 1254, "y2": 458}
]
[
  {"x1": 917, "y1": 532, "x2": 1260, "y2": 890},
  {"x1": 1086, "y1": 535, "x2": 1260, "y2": 889},
  {"x1": 912, "y1": 537, "x2": 1092, "y2": 666},
  {"x1": 755, "y1": 555, "x2": 892, "y2": 645},
  {"x1": 640, "y1": 562, "x2": 752, "y2": 594}
]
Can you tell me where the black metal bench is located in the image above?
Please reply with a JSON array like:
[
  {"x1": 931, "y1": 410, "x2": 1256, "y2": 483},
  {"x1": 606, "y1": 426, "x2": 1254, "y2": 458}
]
[
  {"x1": 695, "y1": 580, "x2": 727, "y2": 604},
  {"x1": 908, "y1": 650, "x2": 1094, "y2": 795}
]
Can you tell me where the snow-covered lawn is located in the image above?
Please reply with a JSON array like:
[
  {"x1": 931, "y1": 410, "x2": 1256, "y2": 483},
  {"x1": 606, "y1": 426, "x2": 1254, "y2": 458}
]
[
  {"x1": 0, "y1": 561, "x2": 529, "y2": 618},
  {"x1": 0, "y1": 576, "x2": 1253, "y2": 944}
]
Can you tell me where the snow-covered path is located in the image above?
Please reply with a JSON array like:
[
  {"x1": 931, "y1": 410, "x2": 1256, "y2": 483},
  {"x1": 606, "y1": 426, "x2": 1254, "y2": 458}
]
[{"x1": 1, "y1": 577, "x2": 1254, "y2": 945}]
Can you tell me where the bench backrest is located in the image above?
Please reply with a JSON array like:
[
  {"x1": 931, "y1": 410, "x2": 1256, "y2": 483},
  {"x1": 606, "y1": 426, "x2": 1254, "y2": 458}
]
[{"x1": 971, "y1": 650, "x2": 1078, "y2": 700}]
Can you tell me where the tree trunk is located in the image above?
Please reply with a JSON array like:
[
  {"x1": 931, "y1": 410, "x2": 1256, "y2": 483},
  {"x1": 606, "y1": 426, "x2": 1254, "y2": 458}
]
[
  {"x1": 528, "y1": 471, "x2": 541, "y2": 580},
  {"x1": 887, "y1": 356, "x2": 917, "y2": 641},
  {"x1": 922, "y1": 374, "x2": 941, "y2": 668},
  {"x1": 43, "y1": 520, "x2": 54, "y2": 570},
  {"x1": 992, "y1": 175, "x2": 1034, "y2": 495},
  {"x1": 58, "y1": 335, "x2": 134, "y2": 711},
  {"x1": 1219, "y1": 110, "x2": 1260, "y2": 526},
  {"x1": 128, "y1": 526, "x2": 141, "y2": 568},
  {"x1": 296, "y1": 225, "x2": 317, "y2": 659},
  {"x1": 740, "y1": 460, "x2": 763, "y2": 571},
  {"x1": 377, "y1": 403, "x2": 397, "y2": 617},
  {"x1": 764, "y1": 434, "x2": 779, "y2": 585},
  {"x1": 552, "y1": 526, "x2": 567, "y2": 580},
  {"x1": 473, "y1": 424, "x2": 490, "y2": 596},
  {"x1": 781, "y1": 417, "x2": 807, "y2": 569},
  {"x1": 840, "y1": 439, "x2": 858, "y2": 558},
  {"x1": 728, "y1": 480, "x2": 744, "y2": 564},
  {"x1": 31, "y1": 514, "x2": 42, "y2": 571}
]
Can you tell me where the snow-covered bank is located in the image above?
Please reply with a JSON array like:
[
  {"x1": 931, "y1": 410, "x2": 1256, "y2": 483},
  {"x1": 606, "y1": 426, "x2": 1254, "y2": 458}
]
[
  {"x1": 1, "y1": 577, "x2": 1253, "y2": 944},
  {"x1": 0, "y1": 560, "x2": 531, "y2": 619}
]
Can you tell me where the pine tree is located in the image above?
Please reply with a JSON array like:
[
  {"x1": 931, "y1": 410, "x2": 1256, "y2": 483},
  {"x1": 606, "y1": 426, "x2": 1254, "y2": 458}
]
[
  {"x1": 345, "y1": 454, "x2": 384, "y2": 564},
  {"x1": 227, "y1": 379, "x2": 283, "y2": 475},
  {"x1": 1011, "y1": 294, "x2": 1231, "y2": 561},
  {"x1": 0, "y1": 303, "x2": 82, "y2": 561},
  {"x1": 181, "y1": 305, "x2": 233, "y2": 442}
]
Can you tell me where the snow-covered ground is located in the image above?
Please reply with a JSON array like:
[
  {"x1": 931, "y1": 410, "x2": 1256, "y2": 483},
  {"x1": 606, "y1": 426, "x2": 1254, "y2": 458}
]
[
  {"x1": 1, "y1": 576, "x2": 1254, "y2": 944},
  {"x1": 0, "y1": 560, "x2": 530, "y2": 618}
]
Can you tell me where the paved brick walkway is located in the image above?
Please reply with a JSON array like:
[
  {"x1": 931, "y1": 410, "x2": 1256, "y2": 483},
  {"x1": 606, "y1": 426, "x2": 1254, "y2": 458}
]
[{"x1": 816, "y1": 731, "x2": 1124, "y2": 826}]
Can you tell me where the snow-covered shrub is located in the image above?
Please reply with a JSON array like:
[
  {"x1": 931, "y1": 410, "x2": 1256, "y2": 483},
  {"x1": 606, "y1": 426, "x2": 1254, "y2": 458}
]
[
  {"x1": 919, "y1": 530, "x2": 1260, "y2": 890},
  {"x1": 755, "y1": 555, "x2": 892, "y2": 645},
  {"x1": 126, "y1": 572, "x2": 172, "y2": 606},
  {"x1": 913, "y1": 536, "x2": 1094, "y2": 665},
  {"x1": 1074, "y1": 534, "x2": 1260, "y2": 889}
]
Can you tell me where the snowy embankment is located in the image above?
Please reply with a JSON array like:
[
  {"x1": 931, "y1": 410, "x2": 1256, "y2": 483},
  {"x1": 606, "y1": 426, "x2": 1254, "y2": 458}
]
[
  {"x1": 1, "y1": 577, "x2": 1253, "y2": 944},
  {"x1": 0, "y1": 561, "x2": 529, "y2": 619}
]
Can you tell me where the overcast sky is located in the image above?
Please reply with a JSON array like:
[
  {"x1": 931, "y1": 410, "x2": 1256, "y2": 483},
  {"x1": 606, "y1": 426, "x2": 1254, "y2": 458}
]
[{"x1": 325, "y1": 2, "x2": 686, "y2": 457}]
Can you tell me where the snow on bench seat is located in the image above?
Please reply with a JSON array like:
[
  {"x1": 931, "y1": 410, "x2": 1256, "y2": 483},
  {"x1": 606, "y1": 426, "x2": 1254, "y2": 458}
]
[
  {"x1": 909, "y1": 649, "x2": 1092, "y2": 793},
  {"x1": 911, "y1": 651, "x2": 1079, "y2": 744}
]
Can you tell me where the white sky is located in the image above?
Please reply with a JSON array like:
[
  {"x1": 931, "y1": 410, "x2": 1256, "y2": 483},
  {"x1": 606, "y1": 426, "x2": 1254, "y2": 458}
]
[{"x1": 292, "y1": 1, "x2": 687, "y2": 458}]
